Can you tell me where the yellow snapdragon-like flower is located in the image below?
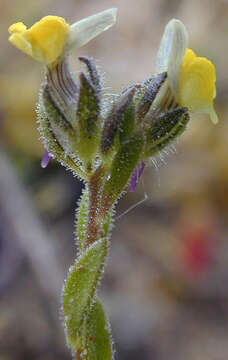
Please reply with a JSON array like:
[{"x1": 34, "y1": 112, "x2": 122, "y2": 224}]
[
  {"x1": 156, "y1": 19, "x2": 218, "y2": 124},
  {"x1": 9, "y1": 16, "x2": 69, "y2": 65},
  {"x1": 8, "y1": 9, "x2": 117, "y2": 66},
  {"x1": 178, "y1": 48, "x2": 217, "y2": 124}
]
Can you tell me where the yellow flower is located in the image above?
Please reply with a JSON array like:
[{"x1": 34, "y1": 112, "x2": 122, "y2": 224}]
[
  {"x1": 8, "y1": 9, "x2": 117, "y2": 66},
  {"x1": 179, "y1": 48, "x2": 217, "y2": 124},
  {"x1": 9, "y1": 16, "x2": 69, "y2": 65},
  {"x1": 156, "y1": 19, "x2": 218, "y2": 124}
]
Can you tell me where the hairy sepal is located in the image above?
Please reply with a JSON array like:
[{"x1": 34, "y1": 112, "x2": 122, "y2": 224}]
[
  {"x1": 145, "y1": 107, "x2": 190, "y2": 157},
  {"x1": 102, "y1": 132, "x2": 144, "y2": 206},
  {"x1": 76, "y1": 72, "x2": 101, "y2": 166}
]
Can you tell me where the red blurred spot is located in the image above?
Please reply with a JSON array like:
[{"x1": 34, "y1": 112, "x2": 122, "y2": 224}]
[{"x1": 181, "y1": 227, "x2": 214, "y2": 276}]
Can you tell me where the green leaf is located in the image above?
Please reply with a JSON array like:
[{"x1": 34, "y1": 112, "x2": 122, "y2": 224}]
[
  {"x1": 82, "y1": 299, "x2": 113, "y2": 360},
  {"x1": 62, "y1": 238, "x2": 108, "y2": 351}
]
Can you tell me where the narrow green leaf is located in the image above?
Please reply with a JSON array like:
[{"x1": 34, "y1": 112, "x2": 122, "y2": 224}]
[
  {"x1": 82, "y1": 299, "x2": 113, "y2": 360},
  {"x1": 62, "y1": 238, "x2": 108, "y2": 350}
]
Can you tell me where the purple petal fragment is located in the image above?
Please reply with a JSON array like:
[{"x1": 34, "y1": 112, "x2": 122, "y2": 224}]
[
  {"x1": 129, "y1": 169, "x2": 138, "y2": 192},
  {"x1": 129, "y1": 162, "x2": 145, "y2": 192},
  {"x1": 41, "y1": 150, "x2": 52, "y2": 168}
]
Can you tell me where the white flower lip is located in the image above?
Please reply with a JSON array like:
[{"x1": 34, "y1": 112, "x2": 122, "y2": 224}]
[
  {"x1": 65, "y1": 8, "x2": 117, "y2": 54},
  {"x1": 156, "y1": 19, "x2": 188, "y2": 97}
]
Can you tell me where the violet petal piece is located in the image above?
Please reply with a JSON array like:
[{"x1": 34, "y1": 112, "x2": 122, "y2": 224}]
[
  {"x1": 138, "y1": 162, "x2": 145, "y2": 178},
  {"x1": 41, "y1": 150, "x2": 52, "y2": 168},
  {"x1": 129, "y1": 168, "x2": 138, "y2": 192},
  {"x1": 129, "y1": 162, "x2": 145, "y2": 192}
]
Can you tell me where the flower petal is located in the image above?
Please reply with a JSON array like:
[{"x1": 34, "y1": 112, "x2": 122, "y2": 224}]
[
  {"x1": 9, "y1": 32, "x2": 33, "y2": 58},
  {"x1": 156, "y1": 19, "x2": 188, "y2": 97},
  {"x1": 9, "y1": 16, "x2": 69, "y2": 64},
  {"x1": 41, "y1": 150, "x2": 52, "y2": 168},
  {"x1": 178, "y1": 50, "x2": 218, "y2": 123},
  {"x1": 9, "y1": 22, "x2": 27, "y2": 33},
  {"x1": 65, "y1": 8, "x2": 117, "y2": 53},
  {"x1": 129, "y1": 162, "x2": 145, "y2": 192}
]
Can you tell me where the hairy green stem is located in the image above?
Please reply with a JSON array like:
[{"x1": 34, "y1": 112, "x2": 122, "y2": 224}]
[{"x1": 86, "y1": 165, "x2": 105, "y2": 247}]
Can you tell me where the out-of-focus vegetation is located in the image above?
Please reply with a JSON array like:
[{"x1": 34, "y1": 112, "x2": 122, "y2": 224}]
[{"x1": 1, "y1": 0, "x2": 228, "y2": 359}]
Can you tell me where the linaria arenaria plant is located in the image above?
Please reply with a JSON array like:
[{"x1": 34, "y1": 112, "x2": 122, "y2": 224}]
[{"x1": 9, "y1": 10, "x2": 218, "y2": 359}]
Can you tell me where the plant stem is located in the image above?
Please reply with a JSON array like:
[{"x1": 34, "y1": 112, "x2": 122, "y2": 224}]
[{"x1": 85, "y1": 165, "x2": 105, "y2": 247}]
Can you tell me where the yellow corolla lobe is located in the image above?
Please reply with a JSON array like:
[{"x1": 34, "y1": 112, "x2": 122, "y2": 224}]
[
  {"x1": 9, "y1": 22, "x2": 27, "y2": 33},
  {"x1": 178, "y1": 48, "x2": 218, "y2": 124},
  {"x1": 8, "y1": 16, "x2": 69, "y2": 65}
]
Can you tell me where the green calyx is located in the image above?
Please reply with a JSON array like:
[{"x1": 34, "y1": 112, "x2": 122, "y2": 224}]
[
  {"x1": 101, "y1": 86, "x2": 136, "y2": 155},
  {"x1": 102, "y1": 131, "x2": 144, "y2": 206},
  {"x1": 76, "y1": 72, "x2": 101, "y2": 168},
  {"x1": 144, "y1": 107, "x2": 190, "y2": 157}
]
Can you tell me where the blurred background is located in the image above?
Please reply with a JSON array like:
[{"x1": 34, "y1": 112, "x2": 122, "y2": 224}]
[{"x1": 1, "y1": 0, "x2": 228, "y2": 359}]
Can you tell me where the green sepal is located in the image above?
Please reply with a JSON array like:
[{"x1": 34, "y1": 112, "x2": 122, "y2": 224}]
[
  {"x1": 40, "y1": 86, "x2": 78, "y2": 155},
  {"x1": 76, "y1": 72, "x2": 101, "y2": 166},
  {"x1": 136, "y1": 72, "x2": 167, "y2": 122},
  {"x1": 145, "y1": 107, "x2": 190, "y2": 157},
  {"x1": 79, "y1": 56, "x2": 102, "y2": 95},
  {"x1": 103, "y1": 132, "x2": 144, "y2": 204},
  {"x1": 81, "y1": 299, "x2": 113, "y2": 360},
  {"x1": 62, "y1": 238, "x2": 108, "y2": 351},
  {"x1": 37, "y1": 97, "x2": 85, "y2": 179},
  {"x1": 118, "y1": 102, "x2": 135, "y2": 145},
  {"x1": 38, "y1": 101, "x2": 66, "y2": 160},
  {"x1": 101, "y1": 86, "x2": 136, "y2": 155}
]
